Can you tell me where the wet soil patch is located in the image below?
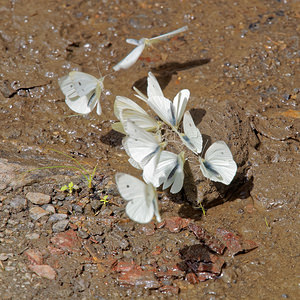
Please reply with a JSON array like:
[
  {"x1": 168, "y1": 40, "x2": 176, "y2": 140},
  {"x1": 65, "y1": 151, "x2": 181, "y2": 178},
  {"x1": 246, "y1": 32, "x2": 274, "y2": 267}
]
[{"x1": 0, "y1": 0, "x2": 299, "y2": 299}]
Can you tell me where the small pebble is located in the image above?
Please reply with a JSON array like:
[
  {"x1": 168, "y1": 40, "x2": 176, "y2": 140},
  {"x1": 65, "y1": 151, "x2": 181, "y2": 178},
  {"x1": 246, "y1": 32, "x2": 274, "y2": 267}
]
[
  {"x1": 91, "y1": 199, "x2": 101, "y2": 211},
  {"x1": 0, "y1": 253, "x2": 9, "y2": 261},
  {"x1": 26, "y1": 192, "x2": 51, "y2": 205},
  {"x1": 48, "y1": 213, "x2": 68, "y2": 223},
  {"x1": 72, "y1": 204, "x2": 83, "y2": 214},
  {"x1": 52, "y1": 220, "x2": 69, "y2": 233},
  {"x1": 9, "y1": 196, "x2": 27, "y2": 212},
  {"x1": 29, "y1": 264, "x2": 56, "y2": 280},
  {"x1": 77, "y1": 228, "x2": 89, "y2": 239},
  {"x1": 42, "y1": 204, "x2": 56, "y2": 214},
  {"x1": 25, "y1": 233, "x2": 40, "y2": 240},
  {"x1": 29, "y1": 207, "x2": 50, "y2": 221}
]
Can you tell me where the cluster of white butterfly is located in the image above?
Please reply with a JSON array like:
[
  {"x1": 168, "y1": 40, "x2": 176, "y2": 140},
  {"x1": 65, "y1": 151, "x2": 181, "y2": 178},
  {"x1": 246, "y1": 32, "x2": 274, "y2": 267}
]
[
  {"x1": 113, "y1": 72, "x2": 237, "y2": 224},
  {"x1": 58, "y1": 26, "x2": 188, "y2": 116},
  {"x1": 58, "y1": 26, "x2": 237, "y2": 224}
]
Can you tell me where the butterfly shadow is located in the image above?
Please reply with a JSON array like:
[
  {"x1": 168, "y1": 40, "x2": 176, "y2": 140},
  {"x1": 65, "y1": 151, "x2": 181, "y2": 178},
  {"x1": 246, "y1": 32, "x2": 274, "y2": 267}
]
[
  {"x1": 100, "y1": 129, "x2": 124, "y2": 147},
  {"x1": 177, "y1": 142, "x2": 254, "y2": 220},
  {"x1": 189, "y1": 108, "x2": 206, "y2": 127},
  {"x1": 132, "y1": 58, "x2": 211, "y2": 94}
]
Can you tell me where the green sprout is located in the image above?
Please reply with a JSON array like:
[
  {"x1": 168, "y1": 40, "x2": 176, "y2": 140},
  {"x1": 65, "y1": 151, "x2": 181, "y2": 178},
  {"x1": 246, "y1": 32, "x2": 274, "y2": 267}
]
[
  {"x1": 264, "y1": 216, "x2": 270, "y2": 228},
  {"x1": 100, "y1": 195, "x2": 109, "y2": 206},
  {"x1": 60, "y1": 181, "x2": 78, "y2": 195},
  {"x1": 194, "y1": 201, "x2": 206, "y2": 216},
  {"x1": 25, "y1": 148, "x2": 97, "y2": 189}
]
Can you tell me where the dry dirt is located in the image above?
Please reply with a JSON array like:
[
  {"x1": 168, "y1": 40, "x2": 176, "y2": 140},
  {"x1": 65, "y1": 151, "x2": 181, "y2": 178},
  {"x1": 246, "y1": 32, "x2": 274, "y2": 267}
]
[{"x1": 0, "y1": 0, "x2": 299, "y2": 299}]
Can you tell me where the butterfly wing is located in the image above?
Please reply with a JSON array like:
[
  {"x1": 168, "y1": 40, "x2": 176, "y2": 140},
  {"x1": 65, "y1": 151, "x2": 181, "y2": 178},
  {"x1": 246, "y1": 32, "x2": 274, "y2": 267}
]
[
  {"x1": 144, "y1": 151, "x2": 185, "y2": 194},
  {"x1": 146, "y1": 72, "x2": 180, "y2": 128},
  {"x1": 65, "y1": 94, "x2": 93, "y2": 115},
  {"x1": 143, "y1": 150, "x2": 175, "y2": 187},
  {"x1": 59, "y1": 71, "x2": 102, "y2": 115},
  {"x1": 173, "y1": 89, "x2": 190, "y2": 127},
  {"x1": 69, "y1": 71, "x2": 99, "y2": 97},
  {"x1": 121, "y1": 109, "x2": 158, "y2": 132},
  {"x1": 123, "y1": 121, "x2": 162, "y2": 167},
  {"x1": 58, "y1": 75, "x2": 78, "y2": 99},
  {"x1": 114, "y1": 96, "x2": 147, "y2": 120},
  {"x1": 147, "y1": 96, "x2": 175, "y2": 127},
  {"x1": 147, "y1": 72, "x2": 164, "y2": 98},
  {"x1": 181, "y1": 110, "x2": 203, "y2": 154},
  {"x1": 115, "y1": 173, "x2": 160, "y2": 223},
  {"x1": 113, "y1": 43, "x2": 145, "y2": 71},
  {"x1": 200, "y1": 141, "x2": 237, "y2": 185},
  {"x1": 126, "y1": 38, "x2": 141, "y2": 46},
  {"x1": 162, "y1": 151, "x2": 185, "y2": 193},
  {"x1": 148, "y1": 26, "x2": 188, "y2": 43},
  {"x1": 114, "y1": 96, "x2": 158, "y2": 132}
]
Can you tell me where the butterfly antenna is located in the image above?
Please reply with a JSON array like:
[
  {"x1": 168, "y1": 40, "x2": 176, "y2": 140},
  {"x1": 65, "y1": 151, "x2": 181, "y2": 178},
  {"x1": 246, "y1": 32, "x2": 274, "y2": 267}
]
[{"x1": 96, "y1": 64, "x2": 103, "y2": 79}]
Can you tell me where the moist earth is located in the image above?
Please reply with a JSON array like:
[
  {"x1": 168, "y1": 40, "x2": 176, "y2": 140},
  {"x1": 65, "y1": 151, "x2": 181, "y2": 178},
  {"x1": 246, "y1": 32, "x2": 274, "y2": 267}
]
[{"x1": 0, "y1": 0, "x2": 299, "y2": 299}]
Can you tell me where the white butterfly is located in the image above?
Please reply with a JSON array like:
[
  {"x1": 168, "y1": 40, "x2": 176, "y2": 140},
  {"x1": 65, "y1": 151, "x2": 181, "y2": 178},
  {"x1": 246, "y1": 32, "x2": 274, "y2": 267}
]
[
  {"x1": 144, "y1": 151, "x2": 185, "y2": 194},
  {"x1": 58, "y1": 71, "x2": 104, "y2": 115},
  {"x1": 115, "y1": 173, "x2": 161, "y2": 223},
  {"x1": 180, "y1": 111, "x2": 203, "y2": 154},
  {"x1": 122, "y1": 121, "x2": 165, "y2": 173},
  {"x1": 112, "y1": 96, "x2": 159, "y2": 134},
  {"x1": 135, "y1": 72, "x2": 190, "y2": 129},
  {"x1": 113, "y1": 26, "x2": 188, "y2": 71},
  {"x1": 199, "y1": 141, "x2": 237, "y2": 185}
]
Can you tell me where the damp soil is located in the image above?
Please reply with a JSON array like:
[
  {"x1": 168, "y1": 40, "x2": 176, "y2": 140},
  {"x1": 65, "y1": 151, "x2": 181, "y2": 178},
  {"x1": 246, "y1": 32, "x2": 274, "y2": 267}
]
[{"x1": 0, "y1": 0, "x2": 299, "y2": 299}]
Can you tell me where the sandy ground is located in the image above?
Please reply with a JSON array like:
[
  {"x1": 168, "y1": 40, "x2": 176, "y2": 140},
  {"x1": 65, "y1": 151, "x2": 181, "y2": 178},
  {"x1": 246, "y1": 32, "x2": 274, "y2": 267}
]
[{"x1": 0, "y1": 0, "x2": 299, "y2": 299}]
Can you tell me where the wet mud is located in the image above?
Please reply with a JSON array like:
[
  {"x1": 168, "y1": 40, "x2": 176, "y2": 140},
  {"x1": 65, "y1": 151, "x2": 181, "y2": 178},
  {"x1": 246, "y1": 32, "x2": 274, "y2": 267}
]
[{"x1": 0, "y1": 0, "x2": 299, "y2": 299}]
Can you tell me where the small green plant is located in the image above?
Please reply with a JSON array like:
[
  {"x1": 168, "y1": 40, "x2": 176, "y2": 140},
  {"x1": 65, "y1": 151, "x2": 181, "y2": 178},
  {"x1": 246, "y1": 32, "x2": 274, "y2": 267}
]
[
  {"x1": 25, "y1": 148, "x2": 97, "y2": 189},
  {"x1": 195, "y1": 201, "x2": 206, "y2": 216},
  {"x1": 100, "y1": 195, "x2": 109, "y2": 206},
  {"x1": 61, "y1": 181, "x2": 78, "y2": 195},
  {"x1": 264, "y1": 216, "x2": 270, "y2": 228}
]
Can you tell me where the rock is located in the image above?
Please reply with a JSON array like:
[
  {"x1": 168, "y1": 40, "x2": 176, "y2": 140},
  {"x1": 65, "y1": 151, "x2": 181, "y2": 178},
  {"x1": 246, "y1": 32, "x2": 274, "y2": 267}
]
[
  {"x1": 24, "y1": 249, "x2": 43, "y2": 265},
  {"x1": 50, "y1": 230, "x2": 81, "y2": 253},
  {"x1": 0, "y1": 158, "x2": 34, "y2": 191},
  {"x1": 77, "y1": 228, "x2": 89, "y2": 239},
  {"x1": 48, "y1": 213, "x2": 68, "y2": 223},
  {"x1": 72, "y1": 204, "x2": 83, "y2": 213},
  {"x1": 117, "y1": 266, "x2": 160, "y2": 288},
  {"x1": 52, "y1": 220, "x2": 69, "y2": 232},
  {"x1": 112, "y1": 261, "x2": 136, "y2": 272},
  {"x1": 28, "y1": 264, "x2": 56, "y2": 280},
  {"x1": 189, "y1": 224, "x2": 225, "y2": 255},
  {"x1": 103, "y1": 232, "x2": 129, "y2": 250},
  {"x1": 26, "y1": 192, "x2": 51, "y2": 205},
  {"x1": 42, "y1": 204, "x2": 56, "y2": 214},
  {"x1": 91, "y1": 199, "x2": 101, "y2": 211},
  {"x1": 164, "y1": 217, "x2": 191, "y2": 233},
  {"x1": 216, "y1": 228, "x2": 258, "y2": 256},
  {"x1": 74, "y1": 278, "x2": 89, "y2": 292},
  {"x1": 9, "y1": 196, "x2": 27, "y2": 212},
  {"x1": 29, "y1": 207, "x2": 50, "y2": 220},
  {"x1": 0, "y1": 253, "x2": 10, "y2": 261},
  {"x1": 159, "y1": 285, "x2": 180, "y2": 295},
  {"x1": 25, "y1": 233, "x2": 40, "y2": 240}
]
